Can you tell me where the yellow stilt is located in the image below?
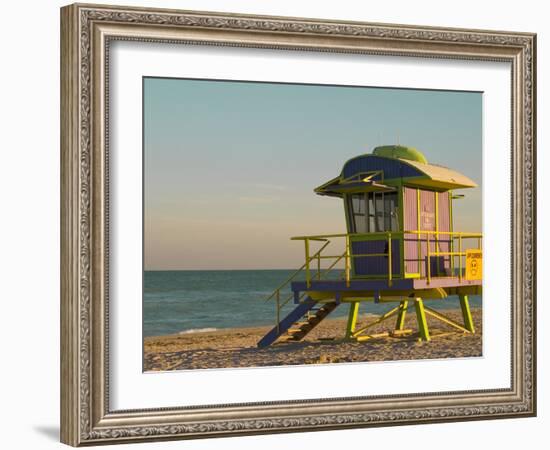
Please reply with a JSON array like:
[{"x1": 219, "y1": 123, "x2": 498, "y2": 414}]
[
  {"x1": 395, "y1": 299, "x2": 408, "y2": 331},
  {"x1": 459, "y1": 294, "x2": 475, "y2": 333},
  {"x1": 345, "y1": 302, "x2": 360, "y2": 339},
  {"x1": 414, "y1": 298, "x2": 430, "y2": 341}
]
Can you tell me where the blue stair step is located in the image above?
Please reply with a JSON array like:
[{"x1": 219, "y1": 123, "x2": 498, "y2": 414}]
[
  {"x1": 285, "y1": 302, "x2": 339, "y2": 342},
  {"x1": 257, "y1": 297, "x2": 317, "y2": 348}
]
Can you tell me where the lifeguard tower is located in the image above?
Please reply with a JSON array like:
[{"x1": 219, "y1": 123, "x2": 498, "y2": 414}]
[{"x1": 258, "y1": 145, "x2": 482, "y2": 348}]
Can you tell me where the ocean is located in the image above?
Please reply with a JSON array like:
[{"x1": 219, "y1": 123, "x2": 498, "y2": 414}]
[{"x1": 143, "y1": 270, "x2": 482, "y2": 337}]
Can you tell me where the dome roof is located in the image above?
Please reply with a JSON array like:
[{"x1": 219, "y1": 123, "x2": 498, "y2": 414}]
[
  {"x1": 372, "y1": 145, "x2": 428, "y2": 164},
  {"x1": 314, "y1": 145, "x2": 476, "y2": 197}
]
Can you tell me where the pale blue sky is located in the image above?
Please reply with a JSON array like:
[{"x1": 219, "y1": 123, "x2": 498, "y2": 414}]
[{"x1": 144, "y1": 77, "x2": 482, "y2": 270}]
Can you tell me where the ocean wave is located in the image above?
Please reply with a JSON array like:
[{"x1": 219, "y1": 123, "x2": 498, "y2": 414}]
[{"x1": 178, "y1": 327, "x2": 218, "y2": 334}]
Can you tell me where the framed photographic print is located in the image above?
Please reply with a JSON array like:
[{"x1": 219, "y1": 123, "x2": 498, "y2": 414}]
[{"x1": 60, "y1": 3, "x2": 536, "y2": 446}]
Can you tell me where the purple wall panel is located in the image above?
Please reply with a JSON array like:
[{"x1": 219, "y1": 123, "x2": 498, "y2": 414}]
[{"x1": 351, "y1": 239, "x2": 400, "y2": 276}]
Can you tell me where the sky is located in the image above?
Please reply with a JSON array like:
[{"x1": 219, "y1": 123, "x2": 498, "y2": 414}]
[{"x1": 144, "y1": 77, "x2": 482, "y2": 270}]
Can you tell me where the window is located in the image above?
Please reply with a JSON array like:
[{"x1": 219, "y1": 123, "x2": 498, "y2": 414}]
[
  {"x1": 351, "y1": 194, "x2": 367, "y2": 233},
  {"x1": 348, "y1": 192, "x2": 399, "y2": 233}
]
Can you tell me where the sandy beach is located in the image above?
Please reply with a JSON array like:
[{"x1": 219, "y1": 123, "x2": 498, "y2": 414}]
[{"x1": 144, "y1": 307, "x2": 482, "y2": 371}]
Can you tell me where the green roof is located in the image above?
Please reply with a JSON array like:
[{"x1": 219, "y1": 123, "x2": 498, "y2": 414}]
[{"x1": 372, "y1": 145, "x2": 428, "y2": 164}]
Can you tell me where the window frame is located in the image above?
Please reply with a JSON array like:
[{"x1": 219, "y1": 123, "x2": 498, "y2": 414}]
[{"x1": 348, "y1": 191, "x2": 399, "y2": 233}]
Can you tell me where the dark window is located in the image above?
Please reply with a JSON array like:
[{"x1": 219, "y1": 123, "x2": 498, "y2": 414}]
[
  {"x1": 350, "y1": 194, "x2": 367, "y2": 233},
  {"x1": 348, "y1": 192, "x2": 399, "y2": 233}
]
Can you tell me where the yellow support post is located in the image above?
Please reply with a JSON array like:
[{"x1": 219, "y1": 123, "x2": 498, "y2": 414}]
[
  {"x1": 435, "y1": 192, "x2": 439, "y2": 275},
  {"x1": 345, "y1": 302, "x2": 360, "y2": 339},
  {"x1": 416, "y1": 188, "x2": 421, "y2": 277},
  {"x1": 388, "y1": 233, "x2": 392, "y2": 286},
  {"x1": 458, "y1": 235, "x2": 463, "y2": 282},
  {"x1": 459, "y1": 294, "x2": 475, "y2": 333},
  {"x1": 414, "y1": 298, "x2": 430, "y2": 341},
  {"x1": 426, "y1": 233, "x2": 431, "y2": 285},
  {"x1": 345, "y1": 234, "x2": 351, "y2": 287},
  {"x1": 395, "y1": 299, "x2": 408, "y2": 331},
  {"x1": 449, "y1": 191, "x2": 455, "y2": 276}
]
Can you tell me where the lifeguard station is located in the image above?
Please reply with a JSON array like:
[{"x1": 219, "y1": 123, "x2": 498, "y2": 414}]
[{"x1": 258, "y1": 145, "x2": 482, "y2": 348}]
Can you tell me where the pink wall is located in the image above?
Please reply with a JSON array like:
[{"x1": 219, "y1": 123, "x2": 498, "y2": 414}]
[
  {"x1": 403, "y1": 187, "x2": 452, "y2": 277},
  {"x1": 404, "y1": 187, "x2": 419, "y2": 274}
]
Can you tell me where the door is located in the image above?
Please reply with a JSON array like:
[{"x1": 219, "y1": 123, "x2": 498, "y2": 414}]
[{"x1": 403, "y1": 187, "x2": 451, "y2": 278}]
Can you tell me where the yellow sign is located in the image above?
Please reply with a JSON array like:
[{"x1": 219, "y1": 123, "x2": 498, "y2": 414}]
[{"x1": 465, "y1": 249, "x2": 482, "y2": 280}]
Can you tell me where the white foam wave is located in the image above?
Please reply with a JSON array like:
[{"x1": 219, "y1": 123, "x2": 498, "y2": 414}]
[{"x1": 178, "y1": 327, "x2": 218, "y2": 335}]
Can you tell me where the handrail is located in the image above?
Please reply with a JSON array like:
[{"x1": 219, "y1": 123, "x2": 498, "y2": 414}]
[
  {"x1": 291, "y1": 230, "x2": 482, "y2": 287},
  {"x1": 263, "y1": 239, "x2": 346, "y2": 334},
  {"x1": 264, "y1": 240, "x2": 330, "y2": 302},
  {"x1": 291, "y1": 230, "x2": 482, "y2": 240},
  {"x1": 274, "y1": 250, "x2": 347, "y2": 312},
  {"x1": 265, "y1": 229, "x2": 482, "y2": 334}
]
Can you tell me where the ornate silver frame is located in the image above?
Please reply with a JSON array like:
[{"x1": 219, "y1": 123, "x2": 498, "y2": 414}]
[{"x1": 60, "y1": 3, "x2": 536, "y2": 446}]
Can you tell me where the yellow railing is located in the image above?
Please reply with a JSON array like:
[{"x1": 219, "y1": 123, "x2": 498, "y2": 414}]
[
  {"x1": 264, "y1": 240, "x2": 345, "y2": 332},
  {"x1": 291, "y1": 230, "x2": 483, "y2": 288}
]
